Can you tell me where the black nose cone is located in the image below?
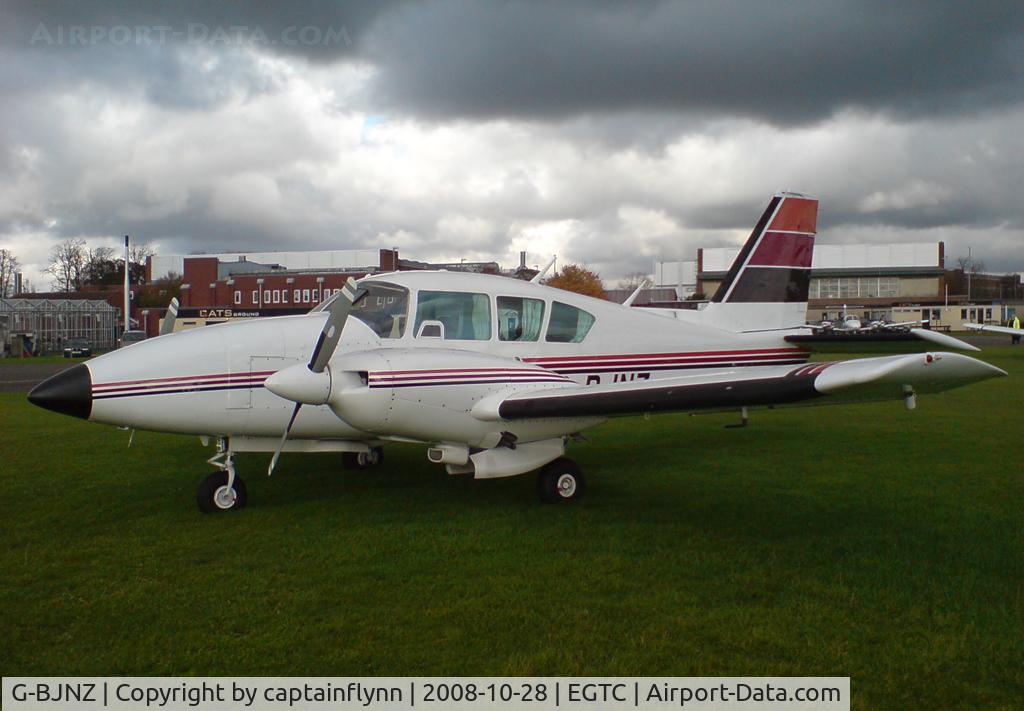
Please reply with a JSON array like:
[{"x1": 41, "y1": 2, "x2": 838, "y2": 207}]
[{"x1": 28, "y1": 363, "x2": 92, "y2": 419}]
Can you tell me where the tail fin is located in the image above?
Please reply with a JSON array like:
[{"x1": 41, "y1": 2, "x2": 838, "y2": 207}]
[{"x1": 703, "y1": 192, "x2": 817, "y2": 331}]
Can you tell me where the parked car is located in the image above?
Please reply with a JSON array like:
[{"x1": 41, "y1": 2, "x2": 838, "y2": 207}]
[
  {"x1": 63, "y1": 337, "x2": 92, "y2": 358},
  {"x1": 119, "y1": 330, "x2": 147, "y2": 348}
]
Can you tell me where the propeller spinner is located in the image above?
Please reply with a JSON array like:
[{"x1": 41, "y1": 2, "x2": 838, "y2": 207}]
[{"x1": 264, "y1": 278, "x2": 366, "y2": 475}]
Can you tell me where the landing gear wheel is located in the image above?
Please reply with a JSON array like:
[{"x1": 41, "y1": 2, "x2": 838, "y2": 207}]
[
  {"x1": 343, "y1": 447, "x2": 384, "y2": 470},
  {"x1": 538, "y1": 458, "x2": 585, "y2": 504},
  {"x1": 196, "y1": 471, "x2": 248, "y2": 513}
]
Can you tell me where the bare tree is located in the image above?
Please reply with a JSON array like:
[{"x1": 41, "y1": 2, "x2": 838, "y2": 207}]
[
  {"x1": 617, "y1": 271, "x2": 650, "y2": 290},
  {"x1": 83, "y1": 245, "x2": 117, "y2": 285},
  {"x1": 956, "y1": 255, "x2": 986, "y2": 274},
  {"x1": 129, "y1": 243, "x2": 154, "y2": 284},
  {"x1": 45, "y1": 238, "x2": 87, "y2": 291},
  {"x1": 0, "y1": 248, "x2": 20, "y2": 297}
]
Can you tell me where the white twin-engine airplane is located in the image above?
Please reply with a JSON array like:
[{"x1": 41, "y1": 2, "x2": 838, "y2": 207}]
[{"x1": 29, "y1": 193, "x2": 1006, "y2": 513}]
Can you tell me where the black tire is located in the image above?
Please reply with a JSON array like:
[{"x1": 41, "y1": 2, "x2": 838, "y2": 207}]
[
  {"x1": 342, "y1": 447, "x2": 384, "y2": 470},
  {"x1": 196, "y1": 471, "x2": 248, "y2": 513},
  {"x1": 537, "y1": 458, "x2": 585, "y2": 504}
]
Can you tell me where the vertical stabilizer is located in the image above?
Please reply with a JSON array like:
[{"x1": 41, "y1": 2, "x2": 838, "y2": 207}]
[{"x1": 702, "y1": 193, "x2": 817, "y2": 331}]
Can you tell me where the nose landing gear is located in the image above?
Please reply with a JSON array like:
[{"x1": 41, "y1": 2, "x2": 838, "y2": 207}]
[{"x1": 197, "y1": 439, "x2": 248, "y2": 513}]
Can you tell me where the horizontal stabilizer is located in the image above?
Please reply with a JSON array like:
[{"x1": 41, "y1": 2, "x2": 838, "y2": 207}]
[{"x1": 785, "y1": 330, "x2": 980, "y2": 352}]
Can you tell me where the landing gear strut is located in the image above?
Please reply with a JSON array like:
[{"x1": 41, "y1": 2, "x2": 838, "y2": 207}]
[
  {"x1": 343, "y1": 446, "x2": 384, "y2": 470},
  {"x1": 537, "y1": 457, "x2": 586, "y2": 503},
  {"x1": 198, "y1": 439, "x2": 248, "y2": 513}
]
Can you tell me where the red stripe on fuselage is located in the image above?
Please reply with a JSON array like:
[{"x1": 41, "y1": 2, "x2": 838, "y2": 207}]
[{"x1": 95, "y1": 370, "x2": 277, "y2": 389}]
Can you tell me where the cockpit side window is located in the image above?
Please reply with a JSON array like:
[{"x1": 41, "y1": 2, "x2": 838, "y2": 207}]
[
  {"x1": 349, "y1": 282, "x2": 409, "y2": 338},
  {"x1": 497, "y1": 296, "x2": 545, "y2": 341},
  {"x1": 545, "y1": 301, "x2": 596, "y2": 343},
  {"x1": 415, "y1": 291, "x2": 492, "y2": 340}
]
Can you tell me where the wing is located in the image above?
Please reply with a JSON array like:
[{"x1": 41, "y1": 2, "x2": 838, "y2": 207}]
[
  {"x1": 473, "y1": 353, "x2": 1005, "y2": 421},
  {"x1": 963, "y1": 322, "x2": 1024, "y2": 336}
]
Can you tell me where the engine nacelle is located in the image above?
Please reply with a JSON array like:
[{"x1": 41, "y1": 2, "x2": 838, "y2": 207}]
[{"x1": 328, "y1": 347, "x2": 603, "y2": 447}]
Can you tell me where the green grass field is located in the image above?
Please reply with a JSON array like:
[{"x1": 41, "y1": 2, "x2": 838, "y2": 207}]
[{"x1": 2, "y1": 350, "x2": 1022, "y2": 709}]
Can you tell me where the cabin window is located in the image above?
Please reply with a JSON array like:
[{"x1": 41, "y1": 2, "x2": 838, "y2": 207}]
[
  {"x1": 350, "y1": 282, "x2": 409, "y2": 338},
  {"x1": 293, "y1": 289, "x2": 300, "y2": 303},
  {"x1": 303, "y1": 289, "x2": 310, "y2": 303},
  {"x1": 415, "y1": 291, "x2": 492, "y2": 340},
  {"x1": 546, "y1": 302, "x2": 595, "y2": 343},
  {"x1": 233, "y1": 290, "x2": 241, "y2": 305},
  {"x1": 251, "y1": 291, "x2": 259, "y2": 304},
  {"x1": 497, "y1": 296, "x2": 545, "y2": 341}
]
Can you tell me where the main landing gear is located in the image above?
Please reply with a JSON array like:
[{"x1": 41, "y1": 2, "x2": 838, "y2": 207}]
[
  {"x1": 197, "y1": 440, "x2": 248, "y2": 513},
  {"x1": 343, "y1": 446, "x2": 384, "y2": 470},
  {"x1": 537, "y1": 457, "x2": 586, "y2": 504}
]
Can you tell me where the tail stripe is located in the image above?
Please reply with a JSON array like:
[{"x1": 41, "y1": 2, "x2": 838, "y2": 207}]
[{"x1": 748, "y1": 232, "x2": 814, "y2": 268}]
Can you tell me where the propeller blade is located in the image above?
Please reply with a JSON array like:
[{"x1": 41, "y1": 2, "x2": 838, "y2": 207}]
[
  {"x1": 160, "y1": 298, "x2": 179, "y2": 336},
  {"x1": 308, "y1": 278, "x2": 365, "y2": 373},
  {"x1": 911, "y1": 328, "x2": 981, "y2": 352},
  {"x1": 268, "y1": 402, "x2": 303, "y2": 476}
]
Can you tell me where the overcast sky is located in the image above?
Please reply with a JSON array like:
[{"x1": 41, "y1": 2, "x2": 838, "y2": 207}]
[{"x1": 2, "y1": 1, "x2": 1023, "y2": 289}]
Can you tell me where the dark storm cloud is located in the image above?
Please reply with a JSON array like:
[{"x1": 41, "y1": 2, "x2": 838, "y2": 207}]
[
  {"x1": 364, "y1": 0, "x2": 1024, "y2": 124},
  {"x1": 4, "y1": 1, "x2": 1022, "y2": 124},
  {"x1": 0, "y1": 1, "x2": 403, "y2": 111}
]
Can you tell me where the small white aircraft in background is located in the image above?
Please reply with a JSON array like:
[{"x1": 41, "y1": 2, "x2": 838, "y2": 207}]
[
  {"x1": 29, "y1": 193, "x2": 1006, "y2": 513},
  {"x1": 802, "y1": 308, "x2": 977, "y2": 351}
]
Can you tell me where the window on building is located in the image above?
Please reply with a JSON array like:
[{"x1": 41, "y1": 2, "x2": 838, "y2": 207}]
[
  {"x1": 252, "y1": 291, "x2": 259, "y2": 304},
  {"x1": 282, "y1": 289, "x2": 289, "y2": 303},
  {"x1": 270, "y1": 290, "x2": 278, "y2": 304},
  {"x1": 234, "y1": 290, "x2": 241, "y2": 305},
  {"x1": 961, "y1": 308, "x2": 968, "y2": 319},
  {"x1": 546, "y1": 302, "x2": 596, "y2": 343},
  {"x1": 497, "y1": 296, "x2": 545, "y2": 341},
  {"x1": 264, "y1": 290, "x2": 270, "y2": 304},
  {"x1": 293, "y1": 289, "x2": 300, "y2": 303},
  {"x1": 351, "y1": 282, "x2": 409, "y2": 338},
  {"x1": 303, "y1": 289, "x2": 310, "y2": 303},
  {"x1": 415, "y1": 291, "x2": 491, "y2": 340},
  {"x1": 985, "y1": 308, "x2": 992, "y2": 320}
]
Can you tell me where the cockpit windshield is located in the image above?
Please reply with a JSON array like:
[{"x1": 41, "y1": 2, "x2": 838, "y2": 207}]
[{"x1": 350, "y1": 282, "x2": 408, "y2": 338}]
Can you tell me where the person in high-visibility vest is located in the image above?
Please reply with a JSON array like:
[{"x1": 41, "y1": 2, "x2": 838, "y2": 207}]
[{"x1": 1011, "y1": 314, "x2": 1022, "y2": 344}]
